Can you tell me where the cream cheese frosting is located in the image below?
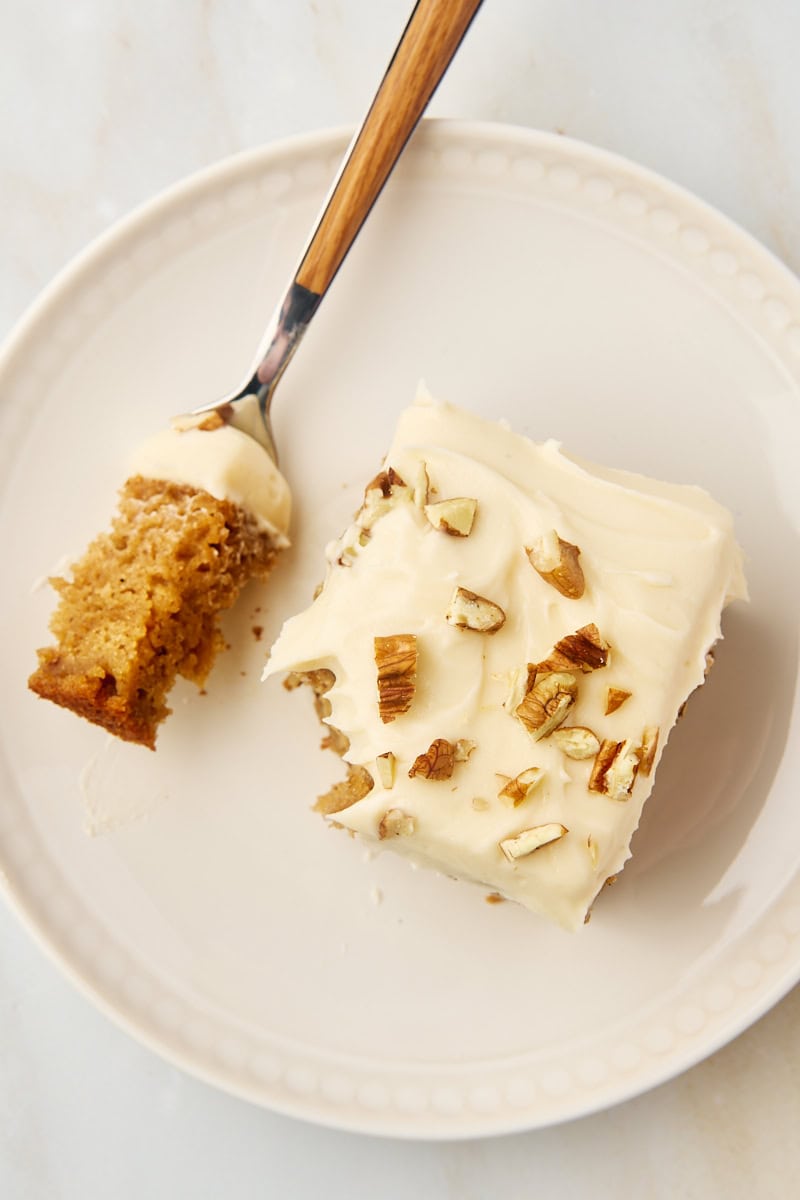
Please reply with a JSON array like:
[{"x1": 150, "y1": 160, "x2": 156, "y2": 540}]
[
  {"x1": 266, "y1": 394, "x2": 746, "y2": 929},
  {"x1": 129, "y1": 408, "x2": 291, "y2": 543}
]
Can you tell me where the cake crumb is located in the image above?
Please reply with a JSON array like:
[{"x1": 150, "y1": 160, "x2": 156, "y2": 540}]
[
  {"x1": 370, "y1": 886, "x2": 384, "y2": 907},
  {"x1": 485, "y1": 892, "x2": 506, "y2": 905},
  {"x1": 252, "y1": 625, "x2": 264, "y2": 641},
  {"x1": 27, "y1": 479, "x2": 282, "y2": 749}
]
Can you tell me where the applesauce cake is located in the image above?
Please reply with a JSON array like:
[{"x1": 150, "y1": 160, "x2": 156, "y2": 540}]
[
  {"x1": 29, "y1": 409, "x2": 290, "y2": 749},
  {"x1": 266, "y1": 394, "x2": 746, "y2": 929}
]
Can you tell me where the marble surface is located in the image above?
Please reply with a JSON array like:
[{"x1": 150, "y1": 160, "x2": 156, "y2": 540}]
[{"x1": 2, "y1": 1, "x2": 799, "y2": 1196}]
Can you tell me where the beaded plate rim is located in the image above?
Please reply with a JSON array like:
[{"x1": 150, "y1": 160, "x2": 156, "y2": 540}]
[{"x1": 1, "y1": 119, "x2": 799, "y2": 1139}]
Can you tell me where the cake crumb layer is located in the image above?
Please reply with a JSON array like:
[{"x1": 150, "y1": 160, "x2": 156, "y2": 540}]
[{"x1": 30, "y1": 476, "x2": 279, "y2": 749}]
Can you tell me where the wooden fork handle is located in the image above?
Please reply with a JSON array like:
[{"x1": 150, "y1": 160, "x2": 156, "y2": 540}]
[{"x1": 295, "y1": 0, "x2": 483, "y2": 297}]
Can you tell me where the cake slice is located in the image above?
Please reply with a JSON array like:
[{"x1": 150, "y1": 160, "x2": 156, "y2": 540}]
[
  {"x1": 29, "y1": 409, "x2": 290, "y2": 749},
  {"x1": 265, "y1": 395, "x2": 746, "y2": 929}
]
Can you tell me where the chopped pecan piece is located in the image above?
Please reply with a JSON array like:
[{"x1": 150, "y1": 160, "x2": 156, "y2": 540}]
[
  {"x1": 378, "y1": 809, "x2": 416, "y2": 839},
  {"x1": 375, "y1": 634, "x2": 417, "y2": 723},
  {"x1": 497, "y1": 767, "x2": 546, "y2": 806},
  {"x1": 515, "y1": 671, "x2": 578, "y2": 741},
  {"x1": 411, "y1": 460, "x2": 430, "y2": 507},
  {"x1": 500, "y1": 823, "x2": 568, "y2": 861},
  {"x1": 445, "y1": 586, "x2": 506, "y2": 634},
  {"x1": 638, "y1": 726, "x2": 660, "y2": 776},
  {"x1": 375, "y1": 752, "x2": 396, "y2": 789},
  {"x1": 424, "y1": 497, "x2": 478, "y2": 537},
  {"x1": 454, "y1": 738, "x2": 477, "y2": 762},
  {"x1": 364, "y1": 467, "x2": 406, "y2": 499},
  {"x1": 589, "y1": 739, "x2": 640, "y2": 801},
  {"x1": 526, "y1": 530, "x2": 585, "y2": 599},
  {"x1": 605, "y1": 687, "x2": 632, "y2": 715},
  {"x1": 589, "y1": 739, "x2": 622, "y2": 794},
  {"x1": 359, "y1": 468, "x2": 408, "y2": 531},
  {"x1": 535, "y1": 623, "x2": 609, "y2": 675},
  {"x1": 408, "y1": 738, "x2": 456, "y2": 781},
  {"x1": 552, "y1": 726, "x2": 600, "y2": 759}
]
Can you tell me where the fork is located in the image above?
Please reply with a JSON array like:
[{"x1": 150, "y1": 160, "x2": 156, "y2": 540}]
[{"x1": 195, "y1": 0, "x2": 484, "y2": 461}]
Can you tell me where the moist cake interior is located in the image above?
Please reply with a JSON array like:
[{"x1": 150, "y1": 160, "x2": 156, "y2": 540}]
[{"x1": 29, "y1": 476, "x2": 279, "y2": 749}]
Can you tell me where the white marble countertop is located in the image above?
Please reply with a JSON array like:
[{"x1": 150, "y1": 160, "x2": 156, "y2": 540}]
[{"x1": 2, "y1": 2, "x2": 799, "y2": 1196}]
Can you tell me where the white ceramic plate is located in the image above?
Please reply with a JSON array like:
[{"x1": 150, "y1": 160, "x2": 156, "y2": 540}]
[{"x1": 1, "y1": 121, "x2": 799, "y2": 1138}]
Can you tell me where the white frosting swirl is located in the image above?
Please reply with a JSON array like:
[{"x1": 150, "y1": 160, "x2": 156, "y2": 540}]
[
  {"x1": 266, "y1": 396, "x2": 746, "y2": 928},
  {"x1": 129, "y1": 411, "x2": 291, "y2": 543}
]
